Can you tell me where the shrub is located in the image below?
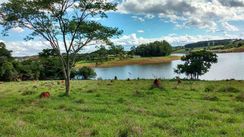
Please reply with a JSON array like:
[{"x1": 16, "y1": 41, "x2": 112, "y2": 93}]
[
  {"x1": 236, "y1": 92, "x2": 244, "y2": 102},
  {"x1": 22, "y1": 90, "x2": 36, "y2": 96},
  {"x1": 117, "y1": 98, "x2": 125, "y2": 103},
  {"x1": 133, "y1": 90, "x2": 145, "y2": 97},
  {"x1": 204, "y1": 85, "x2": 215, "y2": 92},
  {"x1": 75, "y1": 99, "x2": 85, "y2": 104},
  {"x1": 203, "y1": 95, "x2": 219, "y2": 101},
  {"x1": 76, "y1": 66, "x2": 96, "y2": 80},
  {"x1": 118, "y1": 128, "x2": 129, "y2": 137},
  {"x1": 218, "y1": 86, "x2": 240, "y2": 93},
  {"x1": 118, "y1": 126, "x2": 143, "y2": 137}
]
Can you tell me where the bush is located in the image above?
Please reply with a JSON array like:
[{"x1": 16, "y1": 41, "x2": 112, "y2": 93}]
[
  {"x1": 203, "y1": 95, "x2": 219, "y2": 101},
  {"x1": 204, "y1": 85, "x2": 215, "y2": 92},
  {"x1": 22, "y1": 90, "x2": 36, "y2": 96},
  {"x1": 132, "y1": 40, "x2": 172, "y2": 57},
  {"x1": 236, "y1": 92, "x2": 244, "y2": 102},
  {"x1": 76, "y1": 66, "x2": 97, "y2": 80},
  {"x1": 218, "y1": 86, "x2": 240, "y2": 93}
]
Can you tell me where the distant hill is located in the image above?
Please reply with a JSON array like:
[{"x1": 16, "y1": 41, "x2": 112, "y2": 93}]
[{"x1": 184, "y1": 39, "x2": 242, "y2": 49}]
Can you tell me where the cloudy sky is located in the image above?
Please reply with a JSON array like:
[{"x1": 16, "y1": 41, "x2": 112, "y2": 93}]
[{"x1": 1, "y1": 0, "x2": 244, "y2": 56}]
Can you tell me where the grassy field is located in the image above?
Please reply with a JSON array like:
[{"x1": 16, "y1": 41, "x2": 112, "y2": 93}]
[
  {"x1": 0, "y1": 80, "x2": 244, "y2": 137},
  {"x1": 76, "y1": 56, "x2": 181, "y2": 68}
]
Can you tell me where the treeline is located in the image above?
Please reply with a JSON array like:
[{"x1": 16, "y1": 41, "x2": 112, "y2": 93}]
[
  {"x1": 77, "y1": 45, "x2": 130, "y2": 64},
  {"x1": 184, "y1": 39, "x2": 236, "y2": 49},
  {"x1": 1, "y1": 40, "x2": 173, "y2": 81},
  {"x1": 77, "y1": 40, "x2": 172, "y2": 64},
  {"x1": 0, "y1": 42, "x2": 66, "y2": 81},
  {"x1": 131, "y1": 41, "x2": 172, "y2": 57}
]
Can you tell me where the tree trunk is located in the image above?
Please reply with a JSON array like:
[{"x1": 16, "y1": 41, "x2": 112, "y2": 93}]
[
  {"x1": 64, "y1": 66, "x2": 71, "y2": 96},
  {"x1": 65, "y1": 76, "x2": 70, "y2": 96}
]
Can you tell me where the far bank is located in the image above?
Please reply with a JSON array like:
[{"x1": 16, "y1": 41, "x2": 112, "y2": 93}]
[{"x1": 76, "y1": 55, "x2": 181, "y2": 68}]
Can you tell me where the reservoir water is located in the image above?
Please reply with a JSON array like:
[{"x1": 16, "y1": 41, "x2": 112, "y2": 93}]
[{"x1": 94, "y1": 53, "x2": 244, "y2": 80}]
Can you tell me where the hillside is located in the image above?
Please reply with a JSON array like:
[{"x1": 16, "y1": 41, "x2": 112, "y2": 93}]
[{"x1": 174, "y1": 39, "x2": 244, "y2": 53}]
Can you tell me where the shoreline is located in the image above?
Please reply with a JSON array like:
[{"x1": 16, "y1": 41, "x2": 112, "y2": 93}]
[
  {"x1": 76, "y1": 55, "x2": 181, "y2": 68},
  {"x1": 174, "y1": 47, "x2": 244, "y2": 54}
]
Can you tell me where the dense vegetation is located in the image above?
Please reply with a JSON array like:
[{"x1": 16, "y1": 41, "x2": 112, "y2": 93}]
[
  {"x1": 175, "y1": 50, "x2": 218, "y2": 79},
  {"x1": 131, "y1": 41, "x2": 172, "y2": 57},
  {"x1": 0, "y1": 80, "x2": 243, "y2": 136},
  {"x1": 0, "y1": 44, "x2": 85, "y2": 81},
  {"x1": 0, "y1": 0, "x2": 122, "y2": 96},
  {"x1": 77, "y1": 45, "x2": 128, "y2": 64}
]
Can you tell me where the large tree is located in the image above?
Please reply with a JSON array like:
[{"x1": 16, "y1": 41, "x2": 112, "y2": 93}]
[
  {"x1": 175, "y1": 50, "x2": 218, "y2": 79},
  {"x1": 0, "y1": 0, "x2": 122, "y2": 96}
]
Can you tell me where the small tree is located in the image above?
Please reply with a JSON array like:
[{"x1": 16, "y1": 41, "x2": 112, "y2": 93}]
[
  {"x1": 175, "y1": 50, "x2": 218, "y2": 79},
  {"x1": 77, "y1": 66, "x2": 96, "y2": 80},
  {"x1": 0, "y1": 0, "x2": 122, "y2": 96}
]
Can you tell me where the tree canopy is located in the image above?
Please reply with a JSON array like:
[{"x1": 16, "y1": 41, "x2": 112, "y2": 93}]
[
  {"x1": 132, "y1": 41, "x2": 172, "y2": 57},
  {"x1": 175, "y1": 50, "x2": 218, "y2": 79},
  {"x1": 0, "y1": 0, "x2": 122, "y2": 95}
]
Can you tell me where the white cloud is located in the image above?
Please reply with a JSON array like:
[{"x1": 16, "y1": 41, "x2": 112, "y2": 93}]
[
  {"x1": 132, "y1": 16, "x2": 145, "y2": 22},
  {"x1": 117, "y1": 0, "x2": 244, "y2": 32},
  {"x1": 1, "y1": 32, "x2": 242, "y2": 57},
  {"x1": 222, "y1": 22, "x2": 239, "y2": 32},
  {"x1": 11, "y1": 27, "x2": 24, "y2": 33},
  {"x1": 137, "y1": 30, "x2": 144, "y2": 33},
  {"x1": 4, "y1": 40, "x2": 49, "y2": 57},
  {"x1": 111, "y1": 33, "x2": 242, "y2": 47}
]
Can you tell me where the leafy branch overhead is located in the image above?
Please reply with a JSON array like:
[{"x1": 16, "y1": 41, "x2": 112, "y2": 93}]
[
  {"x1": 0, "y1": 0, "x2": 122, "y2": 96},
  {"x1": 1, "y1": 0, "x2": 121, "y2": 52}
]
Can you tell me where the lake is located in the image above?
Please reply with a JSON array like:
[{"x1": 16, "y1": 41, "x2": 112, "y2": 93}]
[{"x1": 94, "y1": 53, "x2": 244, "y2": 80}]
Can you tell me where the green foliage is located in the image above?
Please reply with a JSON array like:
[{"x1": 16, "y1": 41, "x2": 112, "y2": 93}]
[
  {"x1": 217, "y1": 86, "x2": 241, "y2": 93},
  {"x1": 236, "y1": 92, "x2": 244, "y2": 102},
  {"x1": 0, "y1": 43, "x2": 17, "y2": 81},
  {"x1": 79, "y1": 45, "x2": 127, "y2": 64},
  {"x1": 132, "y1": 41, "x2": 172, "y2": 57},
  {"x1": 76, "y1": 67, "x2": 96, "y2": 80},
  {"x1": 0, "y1": 42, "x2": 12, "y2": 62},
  {"x1": 204, "y1": 85, "x2": 215, "y2": 92},
  {"x1": 185, "y1": 39, "x2": 234, "y2": 48},
  {"x1": 1, "y1": 0, "x2": 122, "y2": 95},
  {"x1": 39, "y1": 49, "x2": 64, "y2": 80},
  {"x1": 175, "y1": 50, "x2": 218, "y2": 79},
  {"x1": 14, "y1": 60, "x2": 42, "y2": 80},
  {"x1": 0, "y1": 61, "x2": 18, "y2": 81}
]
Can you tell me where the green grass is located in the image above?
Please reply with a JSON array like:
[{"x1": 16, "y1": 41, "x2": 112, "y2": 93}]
[{"x1": 0, "y1": 80, "x2": 244, "y2": 137}]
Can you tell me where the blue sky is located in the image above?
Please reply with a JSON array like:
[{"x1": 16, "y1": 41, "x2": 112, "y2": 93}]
[{"x1": 1, "y1": 0, "x2": 244, "y2": 56}]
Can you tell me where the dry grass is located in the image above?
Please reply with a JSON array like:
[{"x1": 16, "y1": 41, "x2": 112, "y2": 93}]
[{"x1": 76, "y1": 56, "x2": 181, "y2": 68}]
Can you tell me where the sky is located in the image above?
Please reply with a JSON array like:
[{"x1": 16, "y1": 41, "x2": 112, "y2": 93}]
[{"x1": 1, "y1": 0, "x2": 244, "y2": 56}]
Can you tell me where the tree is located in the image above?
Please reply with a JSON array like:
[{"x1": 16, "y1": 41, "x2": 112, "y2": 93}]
[
  {"x1": 39, "y1": 49, "x2": 64, "y2": 80},
  {"x1": 0, "y1": 42, "x2": 17, "y2": 81},
  {"x1": 0, "y1": 61, "x2": 18, "y2": 81},
  {"x1": 0, "y1": 0, "x2": 122, "y2": 96},
  {"x1": 77, "y1": 66, "x2": 96, "y2": 80},
  {"x1": 175, "y1": 50, "x2": 218, "y2": 79},
  {"x1": 133, "y1": 41, "x2": 172, "y2": 57},
  {"x1": 14, "y1": 60, "x2": 42, "y2": 81},
  {"x1": 0, "y1": 42, "x2": 12, "y2": 63}
]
